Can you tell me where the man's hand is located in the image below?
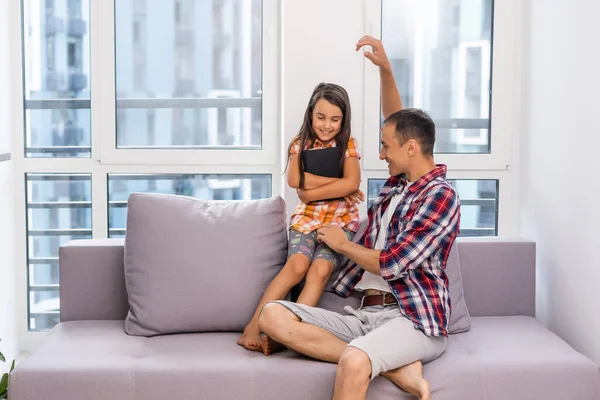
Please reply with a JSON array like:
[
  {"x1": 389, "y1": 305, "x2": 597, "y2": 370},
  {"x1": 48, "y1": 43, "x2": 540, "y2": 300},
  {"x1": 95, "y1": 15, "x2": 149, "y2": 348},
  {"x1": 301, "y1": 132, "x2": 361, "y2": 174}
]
[
  {"x1": 355, "y1": 35, "x2": 391, "y2": 71},
  {"x1": 317, "y1": 224, "x2": 350, "y2": 253},
  {"x1": 344, "y1": 189, "x2": 365, "y2": 206}
]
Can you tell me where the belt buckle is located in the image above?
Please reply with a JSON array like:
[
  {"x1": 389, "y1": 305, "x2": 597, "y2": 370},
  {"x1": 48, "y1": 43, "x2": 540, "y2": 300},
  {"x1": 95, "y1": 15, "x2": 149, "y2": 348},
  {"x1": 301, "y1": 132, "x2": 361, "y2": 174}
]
[{"x1": 382, "y1": 293, "x2": 395, "y2": 306}]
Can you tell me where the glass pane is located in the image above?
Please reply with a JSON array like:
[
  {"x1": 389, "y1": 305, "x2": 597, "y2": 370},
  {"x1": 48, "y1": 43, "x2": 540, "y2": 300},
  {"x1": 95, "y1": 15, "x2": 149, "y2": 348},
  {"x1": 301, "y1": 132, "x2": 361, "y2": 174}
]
[
  {"x1": 382, "y1": 0, "x2": 493, "y2": 154},
  {"x1": 107, "y1": 173, "x2": 272, "y2": 237},
  {"x1": 22, "y1": 0, "x2": 91, "y2": 158},
  {"x1": 367, "y1": 178, "x2": 498, "y2": 236},
  {"x1": 114, "y1": 0, "x2": 262, "y2": 149},
  {"x1": 26, "y1": 173, "x2": 92, "y2": 331}
]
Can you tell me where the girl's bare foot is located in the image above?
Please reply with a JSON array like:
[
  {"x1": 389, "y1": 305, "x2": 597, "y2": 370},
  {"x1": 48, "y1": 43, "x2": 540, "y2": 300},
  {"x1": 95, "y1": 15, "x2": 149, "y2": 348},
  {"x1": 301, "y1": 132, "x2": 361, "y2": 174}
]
[
  {"x1": 262, "y1": 335, "x2": 285, "y2": 356},
  {"x1": 237, "y1": 324, "x2": 263, "y2": 352},
  {"x1": 381, "y1": 361, "x2": 431, "y2": 400}
]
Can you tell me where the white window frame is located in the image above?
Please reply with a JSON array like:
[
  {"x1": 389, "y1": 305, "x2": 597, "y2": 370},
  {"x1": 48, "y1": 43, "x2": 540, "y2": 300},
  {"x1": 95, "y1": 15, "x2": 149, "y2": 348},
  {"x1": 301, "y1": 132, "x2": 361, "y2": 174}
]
[
  {"x1": 11, "y1": 0, "x2": 281, "y2": 351},
  {"x1": 95, "y1": 0, "x2": 279, "y2": 166},
  {"x1": 361, "y1": 0, "x2": 521, "y2": 237}
]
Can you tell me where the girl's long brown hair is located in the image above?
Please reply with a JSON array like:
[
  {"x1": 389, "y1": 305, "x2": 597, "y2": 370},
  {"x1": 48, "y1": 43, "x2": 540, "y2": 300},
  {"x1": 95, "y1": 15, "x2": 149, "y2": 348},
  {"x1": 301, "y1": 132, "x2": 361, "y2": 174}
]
[{"x1": 286, "y1": 82, "x2": 352, "y2": 189}]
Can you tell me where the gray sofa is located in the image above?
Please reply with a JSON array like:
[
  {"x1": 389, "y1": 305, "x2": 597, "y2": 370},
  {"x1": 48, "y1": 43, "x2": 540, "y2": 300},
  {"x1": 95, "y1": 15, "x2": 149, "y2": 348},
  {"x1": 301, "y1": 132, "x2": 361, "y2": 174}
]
[{"x1": 9, "y1": 195, "x2": 600, "y2": 400}]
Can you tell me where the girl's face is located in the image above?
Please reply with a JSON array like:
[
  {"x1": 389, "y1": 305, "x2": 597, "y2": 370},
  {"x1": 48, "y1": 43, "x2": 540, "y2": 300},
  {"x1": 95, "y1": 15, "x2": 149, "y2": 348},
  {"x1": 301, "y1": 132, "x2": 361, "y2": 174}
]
[{"x1": 311, "y1": 98, "x2": 343, "y2": 144}]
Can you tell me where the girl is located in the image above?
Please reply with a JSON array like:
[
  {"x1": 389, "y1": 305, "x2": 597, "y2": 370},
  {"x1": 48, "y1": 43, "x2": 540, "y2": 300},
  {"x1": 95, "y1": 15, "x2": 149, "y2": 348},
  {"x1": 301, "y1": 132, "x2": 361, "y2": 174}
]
[{"x1": 238, "y1": 82, "x2": 362, "y2": 354}]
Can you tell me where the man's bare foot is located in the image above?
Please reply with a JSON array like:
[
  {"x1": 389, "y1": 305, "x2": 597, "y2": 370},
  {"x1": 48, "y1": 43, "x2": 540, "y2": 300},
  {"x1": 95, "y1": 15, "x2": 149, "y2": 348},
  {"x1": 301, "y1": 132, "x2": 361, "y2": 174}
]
[
  {"x1": 381, "y1": 361, "x2": 431, "y2": 400},
  {"x1": 262, "y1": 335, "x2": 285, "y2": 356},
  {"x1": 237, "y1": 325, "x2": 263, "y2": 352}
]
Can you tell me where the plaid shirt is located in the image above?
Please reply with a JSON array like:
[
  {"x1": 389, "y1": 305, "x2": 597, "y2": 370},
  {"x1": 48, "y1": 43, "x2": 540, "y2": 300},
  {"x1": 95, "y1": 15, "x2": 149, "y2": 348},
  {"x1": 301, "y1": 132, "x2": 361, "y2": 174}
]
[
  {"x1": 289, "y1": 137, "x2": 361, "y2": 234},
  {"x1": 333, "y1": 165, "x2": 460, "y2": 337}
]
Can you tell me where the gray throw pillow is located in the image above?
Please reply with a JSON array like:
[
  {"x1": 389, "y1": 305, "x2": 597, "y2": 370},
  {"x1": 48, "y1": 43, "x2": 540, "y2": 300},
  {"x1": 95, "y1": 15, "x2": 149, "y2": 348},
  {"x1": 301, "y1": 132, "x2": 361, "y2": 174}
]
[
  {"x1": 445, "y1": 243, "x2": 472, "y2": 333},
  {"x1": 123, "y1": 193, "x2": 287, "y2": 337}
]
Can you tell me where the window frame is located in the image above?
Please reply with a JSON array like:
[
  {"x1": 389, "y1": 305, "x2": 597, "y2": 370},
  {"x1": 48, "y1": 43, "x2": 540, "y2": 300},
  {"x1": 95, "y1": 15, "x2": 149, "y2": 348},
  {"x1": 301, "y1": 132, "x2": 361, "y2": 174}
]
[
  {"x1": 11, "y1": 0, "x2": 281, "y2": 350},
  {"x1": 95, "y1": 0, "x2": 279, "y2": 166}
]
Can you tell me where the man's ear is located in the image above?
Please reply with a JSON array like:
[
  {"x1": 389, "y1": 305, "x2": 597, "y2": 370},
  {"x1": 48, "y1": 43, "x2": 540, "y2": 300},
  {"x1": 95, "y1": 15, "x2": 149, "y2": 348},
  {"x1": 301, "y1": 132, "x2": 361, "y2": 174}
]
[{"x1": 407, "y1": 139, "x2": 418, "y2": 155}]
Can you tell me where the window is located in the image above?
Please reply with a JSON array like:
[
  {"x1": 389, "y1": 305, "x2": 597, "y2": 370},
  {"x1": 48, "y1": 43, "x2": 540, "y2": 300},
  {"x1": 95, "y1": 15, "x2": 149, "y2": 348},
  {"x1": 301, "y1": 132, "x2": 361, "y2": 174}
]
[
  {"x1": 16, "y1": 0, "x2": 278, "y2": 338},
  {"x1": 23, "y1": 0, "x2": 91, "y2": 158},
  {"x1": 379, "y1": 0, "x2": 492, "y2": 154},
  {"x1": 25, "y1": 174, "x2": 92, "y2": 331},
  {"x1": 361, "y1": 0, "x2": 514, "y2": 238},
  {"x1": 367, "y1": 178, "x2": 499, "y2": 237},
  {"x1": 107, "y1": 174, "x2": 272, "y2": 238},
  {"x1": 114, "y1": 0, "x2": 263, "y2": 151}
]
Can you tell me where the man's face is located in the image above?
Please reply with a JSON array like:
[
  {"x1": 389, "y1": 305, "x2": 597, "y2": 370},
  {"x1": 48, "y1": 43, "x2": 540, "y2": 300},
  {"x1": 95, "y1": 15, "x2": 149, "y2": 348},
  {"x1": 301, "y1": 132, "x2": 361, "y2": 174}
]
[{"x1": 379, "y1": 124, "x2": 408, "y2": 176}]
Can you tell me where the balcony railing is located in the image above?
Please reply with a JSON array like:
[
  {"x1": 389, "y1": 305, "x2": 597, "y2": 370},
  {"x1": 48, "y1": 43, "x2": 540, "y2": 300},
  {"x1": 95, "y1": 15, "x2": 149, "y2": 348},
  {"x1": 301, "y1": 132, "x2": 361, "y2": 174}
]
[
  {"x1": 25, "y1": 97, "x2": 261, "y2": 110},
  {"x1": 30, "y1": 284, "x2": 60, "y2": 293},
  {"x1": 25, "y1": 98, "x2": 482, "y2": 129},
  {"x1": 26, "y1": 146, "x2": 91, "y2": 157}
]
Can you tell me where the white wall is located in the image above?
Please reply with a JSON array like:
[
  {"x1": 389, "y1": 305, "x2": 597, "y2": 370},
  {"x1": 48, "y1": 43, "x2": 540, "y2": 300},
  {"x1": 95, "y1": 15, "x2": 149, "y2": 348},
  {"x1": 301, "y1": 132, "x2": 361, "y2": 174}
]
[
  {"x1": 520, "y1": 0, "x2": 600, "y2": 364},
  {"x1": 281, "y1": 0, "x2": 367, "y2": 217},
  {"x1": 0, "y1": 0, "x2": 18, "y2": 365}
]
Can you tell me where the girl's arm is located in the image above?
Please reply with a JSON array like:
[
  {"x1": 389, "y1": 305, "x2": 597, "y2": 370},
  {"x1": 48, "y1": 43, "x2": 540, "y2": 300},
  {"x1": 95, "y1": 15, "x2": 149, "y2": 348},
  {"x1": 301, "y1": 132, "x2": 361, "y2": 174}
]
[
  {"x1": 287, "y1": 153, "x2": 339, "y2": 189},
  {"x1": 298, "y1": 157, "x2": 361, "y2": 202}
]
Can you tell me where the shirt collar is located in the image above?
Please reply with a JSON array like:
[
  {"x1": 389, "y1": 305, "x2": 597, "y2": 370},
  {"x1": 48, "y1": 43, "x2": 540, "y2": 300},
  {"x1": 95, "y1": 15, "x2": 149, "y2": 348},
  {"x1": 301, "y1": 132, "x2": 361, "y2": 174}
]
[
  {"x1": 392, "y1": 164, "x2": 448, "y2": 194},
  {"x1": 312, "y1": 138, "x2": 336, "y2": 148}
]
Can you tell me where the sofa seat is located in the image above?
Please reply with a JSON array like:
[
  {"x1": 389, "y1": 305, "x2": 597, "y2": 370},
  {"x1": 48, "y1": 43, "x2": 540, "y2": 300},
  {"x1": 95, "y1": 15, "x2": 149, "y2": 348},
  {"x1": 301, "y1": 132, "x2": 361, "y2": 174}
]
[{"x1": 10, "y1": 317, "x2": 600, "y2": 400}]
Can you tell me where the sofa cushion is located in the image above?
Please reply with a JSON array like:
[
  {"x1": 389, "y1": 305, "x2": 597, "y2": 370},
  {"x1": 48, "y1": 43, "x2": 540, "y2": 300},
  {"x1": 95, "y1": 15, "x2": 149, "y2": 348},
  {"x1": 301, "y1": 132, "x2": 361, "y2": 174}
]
[
  {"x1": 10, "y1": 318, "x2": 600, "y2": 400},
  {"x1": 123, "y1": 193, "x2": 287, "y2": 336},
  {"x1": 323, "y1": 219, "x2": 471, "y2": 333}
]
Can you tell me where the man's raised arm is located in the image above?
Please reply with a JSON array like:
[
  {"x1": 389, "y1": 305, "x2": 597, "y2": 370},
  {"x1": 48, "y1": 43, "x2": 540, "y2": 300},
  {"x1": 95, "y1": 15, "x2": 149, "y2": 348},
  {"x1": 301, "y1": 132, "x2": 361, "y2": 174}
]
[{"x1": 355, "y1": 35, "x2": 403, "y2": 118}]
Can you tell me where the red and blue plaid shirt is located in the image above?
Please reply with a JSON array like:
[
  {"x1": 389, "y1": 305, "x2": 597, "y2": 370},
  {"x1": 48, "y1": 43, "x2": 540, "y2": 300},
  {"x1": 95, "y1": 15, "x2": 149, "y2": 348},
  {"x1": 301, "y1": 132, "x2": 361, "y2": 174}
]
[{"x1": 333, "y1": 164, "x2": 460, "y2": 337}]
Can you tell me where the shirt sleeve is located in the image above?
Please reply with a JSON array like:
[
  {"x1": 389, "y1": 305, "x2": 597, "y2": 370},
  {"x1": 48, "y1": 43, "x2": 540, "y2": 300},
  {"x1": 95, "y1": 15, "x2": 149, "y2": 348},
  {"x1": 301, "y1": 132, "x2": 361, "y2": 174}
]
[
  {"x1": 345, "y1": 137, "x2": 361, "y2": 159},
  {"x1": 289, "y1": 139, "x2": 301, "y2": 156},
  {"x1": 379, "y1": 185, "x2": 460, "y2": 281}
]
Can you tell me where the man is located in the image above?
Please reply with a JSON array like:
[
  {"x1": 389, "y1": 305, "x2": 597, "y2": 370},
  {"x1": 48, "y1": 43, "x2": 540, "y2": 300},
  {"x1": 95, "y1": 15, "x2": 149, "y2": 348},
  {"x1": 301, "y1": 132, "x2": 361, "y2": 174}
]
[{"x1": 258, "y1": 36, "x2": 461, "y2": 400}]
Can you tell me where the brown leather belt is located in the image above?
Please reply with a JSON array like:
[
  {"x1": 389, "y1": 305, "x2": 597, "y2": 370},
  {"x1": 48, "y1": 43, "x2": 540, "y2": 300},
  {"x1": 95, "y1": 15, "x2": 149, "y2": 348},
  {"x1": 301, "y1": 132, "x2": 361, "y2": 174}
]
[{"x1": 360, "y1": 292, "x2": 396, "y2": 308}]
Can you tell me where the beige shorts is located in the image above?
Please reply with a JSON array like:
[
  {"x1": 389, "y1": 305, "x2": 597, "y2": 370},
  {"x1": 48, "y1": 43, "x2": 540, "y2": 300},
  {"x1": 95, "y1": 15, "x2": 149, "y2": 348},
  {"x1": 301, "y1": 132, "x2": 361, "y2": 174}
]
[{"x1": 272, "y1": 300, "x2": 447, "y2": 379}]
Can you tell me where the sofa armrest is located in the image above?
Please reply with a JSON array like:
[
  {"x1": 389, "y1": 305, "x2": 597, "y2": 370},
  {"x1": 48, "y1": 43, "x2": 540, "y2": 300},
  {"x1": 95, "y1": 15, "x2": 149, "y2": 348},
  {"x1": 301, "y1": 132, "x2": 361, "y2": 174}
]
[
  {"x1": 59, "y1": 239, "x2": 129, "y2": 322},
  {"x1": 457, "y1": 237, "x2": 536, "y2": 318}
]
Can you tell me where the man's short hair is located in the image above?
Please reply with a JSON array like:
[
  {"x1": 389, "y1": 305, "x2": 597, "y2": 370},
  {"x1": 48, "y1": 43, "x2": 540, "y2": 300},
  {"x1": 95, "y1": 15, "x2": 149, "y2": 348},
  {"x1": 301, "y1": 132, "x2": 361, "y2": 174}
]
[{"x1": 383, "y1": 108, "x2": 435, "y2": 157}]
